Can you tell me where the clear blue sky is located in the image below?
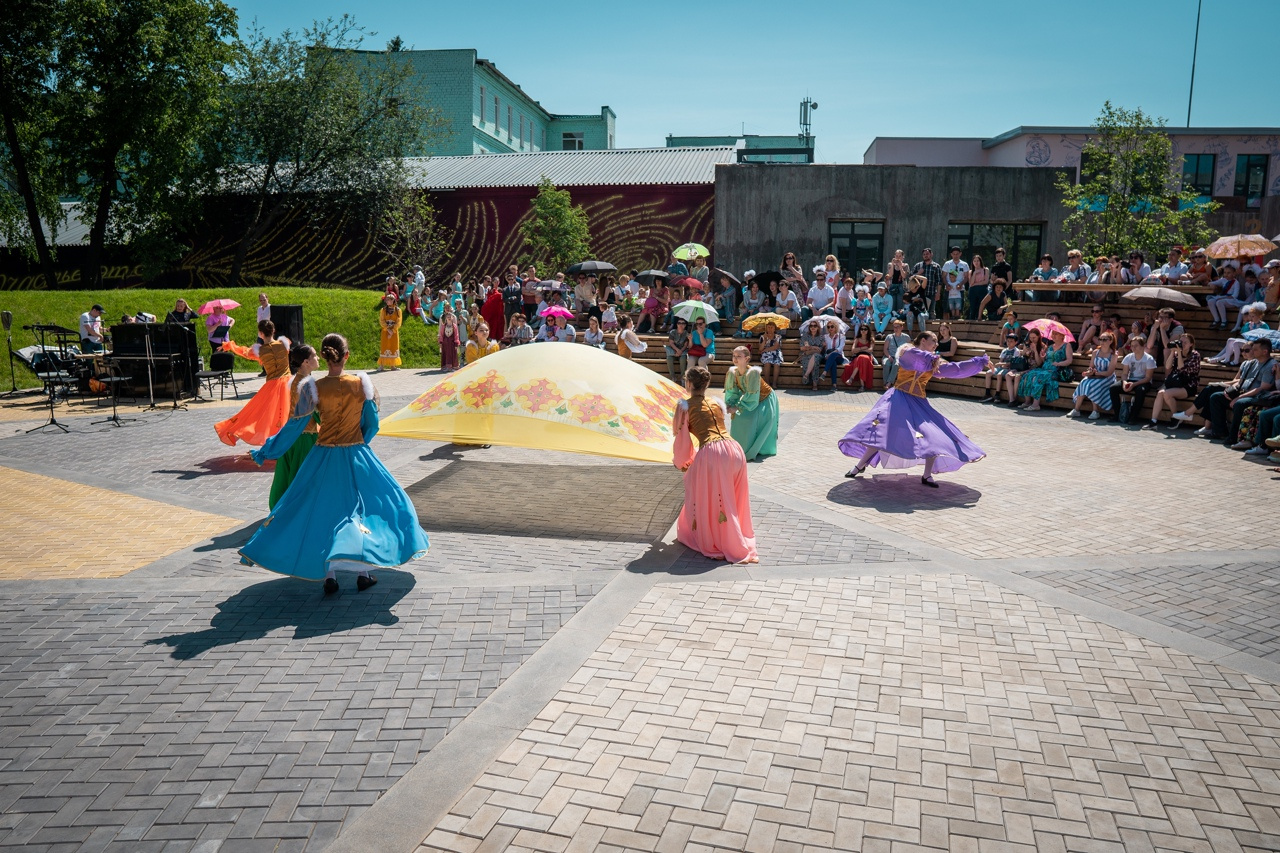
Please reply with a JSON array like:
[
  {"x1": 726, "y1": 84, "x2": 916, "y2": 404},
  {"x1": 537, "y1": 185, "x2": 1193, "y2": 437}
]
[{"x1": 232, "y1": 0, "x2": 1280, "y2": 163}]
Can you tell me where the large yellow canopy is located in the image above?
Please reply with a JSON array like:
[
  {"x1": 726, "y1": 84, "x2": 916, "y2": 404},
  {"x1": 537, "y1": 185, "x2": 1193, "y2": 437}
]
[{"x1": 380, "y1": 343, "x2": 686, "y2": 464}]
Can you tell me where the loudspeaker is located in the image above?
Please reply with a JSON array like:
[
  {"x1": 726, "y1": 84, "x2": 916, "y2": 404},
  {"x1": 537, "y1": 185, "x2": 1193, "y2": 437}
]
[{"x1": 271, "y1": 305, "x2": 304, "y2": 346}]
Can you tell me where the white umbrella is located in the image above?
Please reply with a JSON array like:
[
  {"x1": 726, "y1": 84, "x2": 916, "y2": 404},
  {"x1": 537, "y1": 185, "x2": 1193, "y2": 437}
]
[
  {"x1": 672, "y1": 300, "x2": 719, "y2": 324},
  {"x1": 802, "y1": 315, "x2": 848, "y2": 335}
]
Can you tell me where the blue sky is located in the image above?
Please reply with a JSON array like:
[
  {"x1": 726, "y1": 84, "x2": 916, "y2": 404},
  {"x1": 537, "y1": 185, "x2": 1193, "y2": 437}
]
[{"x1": 234, "y1": 0, "x2": 1280, "y2": 163}]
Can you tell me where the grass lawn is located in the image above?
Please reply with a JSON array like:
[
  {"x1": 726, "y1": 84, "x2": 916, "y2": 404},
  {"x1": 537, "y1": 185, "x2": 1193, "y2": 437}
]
[{"x1": 0, "y1": 288, "x2": 440, "y2": 389}]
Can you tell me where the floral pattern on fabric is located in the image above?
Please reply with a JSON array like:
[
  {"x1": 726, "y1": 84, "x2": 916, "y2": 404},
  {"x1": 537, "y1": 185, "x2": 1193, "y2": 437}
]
[
  {"x1": 460, "y1": 371, "x2": 510, "y2": 408},
  {"x1": 568, "y1": 394, "x2": 618, "y2": 424},
  {"x1": 515, "y1": 379, "x2": 564, "y2": 413},
  {"x1": 408, "y1": 382, "x2": 457, "y2": 413}
]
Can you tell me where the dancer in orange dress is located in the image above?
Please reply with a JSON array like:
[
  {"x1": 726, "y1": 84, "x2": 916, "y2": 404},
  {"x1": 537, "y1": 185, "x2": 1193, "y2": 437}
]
[
  {"x1": 672, "y1": 366, "x2": 758, "y2": 563},
  {"x1": 215, "y1": 320, "x2": 293, "y2": 446}
]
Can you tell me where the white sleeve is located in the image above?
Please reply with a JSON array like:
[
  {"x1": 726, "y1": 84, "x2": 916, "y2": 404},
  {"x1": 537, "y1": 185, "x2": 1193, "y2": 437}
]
[{"x1": 357, "y1": 372, "x2": 376, "y2": 402}]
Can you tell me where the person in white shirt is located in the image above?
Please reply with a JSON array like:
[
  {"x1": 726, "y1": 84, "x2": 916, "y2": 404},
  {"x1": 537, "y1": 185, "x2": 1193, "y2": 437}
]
[
  {"x1": 1109, "y1": 334, "x2": 1157, "y2": 423},
  {"x1": 1158, "y1": 247, "x2": 1189, "y2": 283},
  {"x1": 806, "y1": 278, "x2": 836, "y2": 320},
  {"x1": 79, "y1": 304, "x2": 105, "y2": 353},
  {"x1": 941, "y1": 246, "x2": 970, "y2": 321}
]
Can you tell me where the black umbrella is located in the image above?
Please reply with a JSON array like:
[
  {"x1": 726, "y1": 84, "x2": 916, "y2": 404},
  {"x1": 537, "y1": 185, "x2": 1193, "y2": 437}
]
[
  {"x1": 565, "y1": 260, "x2": 617, "y2": 275},
  {"x1": 753, "y1": 270, "x2": 784, "y2": 287},
  {"x1": 635, "y1": 269, "x2": 669, "y2": 286},
  {"x1": 713, "y1": 268, "x2": 741, "y2": 286}
]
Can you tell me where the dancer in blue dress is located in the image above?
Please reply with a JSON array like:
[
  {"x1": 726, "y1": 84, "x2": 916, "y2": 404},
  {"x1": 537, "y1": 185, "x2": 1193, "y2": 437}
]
[
  {"x1": 240, "y1": 333, "x2": 429, "y2": 593},
  {"x1": 839, "y1": 331, "x2": 988, "y2": 487}
]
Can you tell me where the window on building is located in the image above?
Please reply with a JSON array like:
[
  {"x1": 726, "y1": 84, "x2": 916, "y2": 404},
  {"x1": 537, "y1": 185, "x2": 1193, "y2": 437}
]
[
  {"x1": 507, "y1": 105, "x2": 512, "y2": 138},
  {"x1": 1181, "y1": 153, "x2": 1215, "y2": 196},
  {"x1": 947, "y1": 223, "x2": 1043, "y2": 282},
  {"x1": 828, "y1": 221, "x2": 884, "y2": 275},
  {"x1": 540, "y1": 127, "x2": 545, "y2": 150},
  {"x1": 493, "y1": 96, "x2": 499, "y2": 130},
  {"x1": 518, "y1": 114, "x2": 525, "y2": 149},
  {"x1": 1234, "y1": 154, "x2": 1268, "y2": 208},
  {"x1": 479, "y1": 86, "x2": 485, "y2": 123},
  {"x1": 562, "y1": 132, "x2": 584, "y2": 151}
]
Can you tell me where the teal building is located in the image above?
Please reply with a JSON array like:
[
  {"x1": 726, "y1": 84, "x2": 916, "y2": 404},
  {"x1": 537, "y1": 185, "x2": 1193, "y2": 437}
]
[
  {"x1": 666, "y1": 134, "x2": 815, "y2": 164},
  {"x1": 354, "y1": 48, "x2": 615, "y2": 156}
]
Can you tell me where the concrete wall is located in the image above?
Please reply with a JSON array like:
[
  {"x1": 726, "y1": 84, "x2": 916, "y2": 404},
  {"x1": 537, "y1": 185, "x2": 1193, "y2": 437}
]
[
  {"x1": 713, "y1": 164, "x2": 1072, "y2": 275},
  {"x1": 863, "y1": 138, "x2": 986, "y2": 166}
]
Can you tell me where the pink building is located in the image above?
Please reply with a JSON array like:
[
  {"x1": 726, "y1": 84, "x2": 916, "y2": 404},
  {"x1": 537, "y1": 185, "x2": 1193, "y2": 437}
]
[{"x1": 865, "y1": 126, "x2": 1280, "y2": 211}]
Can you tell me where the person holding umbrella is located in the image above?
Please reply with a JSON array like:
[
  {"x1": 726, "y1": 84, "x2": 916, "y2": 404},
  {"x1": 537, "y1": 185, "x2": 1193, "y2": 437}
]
[
  {"x1": 201, "y1": 299, "x2": 238, "y2": 351},
  {"x1": 688, "y1": 317, "x2": 716, "y2": 368}
]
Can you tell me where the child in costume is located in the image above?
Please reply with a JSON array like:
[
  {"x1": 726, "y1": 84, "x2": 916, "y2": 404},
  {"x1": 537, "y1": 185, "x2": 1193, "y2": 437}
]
[
  {"x1": 673, "y1": 366, "x2": 758, "y2": 563},
  {"x1": 724, "y1": 345, "x2": 779, "y2": 462},
  {"x1": 251, "y1": 344, "x2": 319, "y2": 509},
  {"x1": 438, "y1": 308, "x2": 461, "y2": 370},
  {"x1": 840, "y1": 331, "x2": 988, "y2": 487},
  {"x1": 378, "y1": 294, "x2": 403, "y2": 371},
  {"x1": 239, "y1": 333, "x2": 429, "y2": 593},
  {"x1": 215, "y1": 319, "x2": 292, "y2": 446}
]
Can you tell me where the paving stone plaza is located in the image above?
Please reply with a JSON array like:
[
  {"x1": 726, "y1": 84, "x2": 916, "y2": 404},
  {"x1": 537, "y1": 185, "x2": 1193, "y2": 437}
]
[{"x1": 1, "y1": 370, "x2": 1278, "y2": 853}]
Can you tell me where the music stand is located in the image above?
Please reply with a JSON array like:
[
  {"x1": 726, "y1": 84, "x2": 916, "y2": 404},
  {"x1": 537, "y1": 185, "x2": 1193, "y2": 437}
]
[{"x1": 91, "y1": 359, "x2": 134, "y2": 427}]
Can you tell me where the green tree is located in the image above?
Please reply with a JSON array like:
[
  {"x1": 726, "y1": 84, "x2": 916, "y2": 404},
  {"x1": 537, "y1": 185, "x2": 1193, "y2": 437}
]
[
  {"x1": 217, "y1": 16, "x2": 442, "y2": 286},
  {"x1": 519, "y1": 177, "x2": 591, "y2": 273},
  {"x1": 1057, "y1": 102, "x2": 1219, "y2": 260},
  {"x1": 373, "y1": 187, "x2": 452, "y2": 281},
  {"x1": 54, "y1": 0, "x2": 238, "y2": 286},
  {"x1": 0, "y1": 0, "x2": 66, "y2": 289}
]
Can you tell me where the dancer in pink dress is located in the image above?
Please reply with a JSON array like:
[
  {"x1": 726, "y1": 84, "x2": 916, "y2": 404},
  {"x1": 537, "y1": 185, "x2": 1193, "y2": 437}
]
[
  {"x1": 672, "y1": 366, "x2": 758, "y2": 563},
  {"x1": 839, "y1": 331, "x2": 989, "y2": 487}
]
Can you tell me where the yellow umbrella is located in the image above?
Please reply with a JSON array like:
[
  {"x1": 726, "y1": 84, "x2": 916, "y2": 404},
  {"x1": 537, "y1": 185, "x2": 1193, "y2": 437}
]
[
  {"x1": 380, "y1": 343, "x2": 687, "y2": 464},
  {"x1": 1205, "y1": 234, "x2": 1276, "y2": 259},
  {"x1": 741, "y1": 312, "x2": 791, "y2": 332}
]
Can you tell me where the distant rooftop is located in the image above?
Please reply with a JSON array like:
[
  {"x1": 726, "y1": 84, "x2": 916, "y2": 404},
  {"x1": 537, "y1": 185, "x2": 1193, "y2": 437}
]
[{"x1": 405, "y1": 146, "x2": 738, "y2": 190}]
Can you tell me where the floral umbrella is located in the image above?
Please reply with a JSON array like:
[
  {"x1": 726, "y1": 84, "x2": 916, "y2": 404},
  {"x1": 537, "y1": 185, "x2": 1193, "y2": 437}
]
[{"x1": 380, "y1": 344, "x2": 686, "y2": 464}]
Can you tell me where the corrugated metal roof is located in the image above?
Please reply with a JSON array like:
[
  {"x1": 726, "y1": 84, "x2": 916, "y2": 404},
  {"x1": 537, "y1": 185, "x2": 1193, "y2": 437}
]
[
  {"x1": 405, "y1": 146, "x2": 738, "y2": 190},
  {"x1": 0, "y1": 203, "x2": 92, "y2": 248}
]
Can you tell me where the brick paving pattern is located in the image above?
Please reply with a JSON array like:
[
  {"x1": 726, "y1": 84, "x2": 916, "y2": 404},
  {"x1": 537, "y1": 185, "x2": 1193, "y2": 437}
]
[
  {"x1": 753, "y1": 408, "x2": 1275, "y2": 560},
  {"x1": 1021, "y1": 561, "x2": 1280, "y2": 662},
  {"x1": 420, "y1": 575, "x2": 1280, "y2": 853},
  {"x1": 667, "y1": 497, "x2": 917, "y2": 573},
  {"x1": 0, "y1": 580, "x2": 603, "y2": 852},
  {"x1": 0, "y1": 465, "x2": 239, "y2": 579}
]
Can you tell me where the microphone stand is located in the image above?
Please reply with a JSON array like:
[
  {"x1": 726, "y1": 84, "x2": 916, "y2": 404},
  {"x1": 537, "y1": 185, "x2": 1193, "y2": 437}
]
[
  {"x1": 142, "y1": 325, "x2": 158, "y2": 410},
  {"x1": 161, "y1": 321, "x2": 187, "y2": 411}
]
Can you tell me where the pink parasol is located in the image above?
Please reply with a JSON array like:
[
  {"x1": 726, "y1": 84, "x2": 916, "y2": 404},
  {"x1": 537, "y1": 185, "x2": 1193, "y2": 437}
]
[
  {"x1": 1025, "y1": 318, "x2": 1075, "y2": 342},
  {"x1": 538, "y1": 305, "x2": 575, "y2": 319},
  {"x1": 671, "y1": 275, "x2": 704, "y2": 291},
  {"x1": 199, "y1": 298, "x2": 241, "y2": 315}
]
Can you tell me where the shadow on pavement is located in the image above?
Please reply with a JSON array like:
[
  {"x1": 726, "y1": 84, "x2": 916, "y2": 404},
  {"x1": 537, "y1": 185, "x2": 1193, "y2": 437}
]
[
  {"x1": 147, "y1": 570, "x2": 416, "y2": 659},
  {"x1": 826, "y1": 475, "x2": 981, "y2": 512},
  {"x1": 192, "y1": 522, "x2": 258, "y2": 553},
  {"x1": 154, "y1": 454, "x2": 271, "y2": 479}
]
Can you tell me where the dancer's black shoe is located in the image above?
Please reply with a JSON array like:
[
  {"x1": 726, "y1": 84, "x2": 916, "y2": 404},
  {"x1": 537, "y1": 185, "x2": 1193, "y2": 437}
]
[
  {"x1": 323, "y1": 578, "x2": 339, "y2": 594},
  {"x1": 921, "y1": 476, "x2": 938, "y2": 488},
  {"x1": 356, "y1": 574, "x2": 377, "y2": 591},
  {"x1": 844, "y1": 465, "x2": 866, "y2": 479}
]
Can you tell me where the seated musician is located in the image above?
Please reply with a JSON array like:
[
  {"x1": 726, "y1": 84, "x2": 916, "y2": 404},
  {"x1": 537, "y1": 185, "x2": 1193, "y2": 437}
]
[
  {"x1": 167, "y1": 298, "x2": 197, "y2": 324},
  {"x1": 79, "y1": 304, "x2": 105, "y2": 353}
]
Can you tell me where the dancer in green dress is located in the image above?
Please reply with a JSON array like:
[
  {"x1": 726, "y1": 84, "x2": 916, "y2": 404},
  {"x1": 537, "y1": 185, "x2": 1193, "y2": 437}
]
[{"x1": 724, "y1": 345, "x2": 780, "y2": 461}]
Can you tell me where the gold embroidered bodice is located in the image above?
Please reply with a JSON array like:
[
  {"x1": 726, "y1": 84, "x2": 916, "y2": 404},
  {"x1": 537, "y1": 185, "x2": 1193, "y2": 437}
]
[
  {"x1": 687, "y1": 395, "x2": 730, "y2": 444},
  {"x1": 314, "y1": 374, "x2": 366, "y2": 446},
  {"x1": 894, "y1": 367, "x2": 934, "y2": 398},
  {"x1": 259, "y1": 339, "x2": 291, "y2": 381}
]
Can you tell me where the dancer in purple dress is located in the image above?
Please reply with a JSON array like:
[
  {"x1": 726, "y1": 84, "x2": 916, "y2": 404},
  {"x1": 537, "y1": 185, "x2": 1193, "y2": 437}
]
[{"x1": 839, "y1": 331, "x2": 989, "y2": 487}]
